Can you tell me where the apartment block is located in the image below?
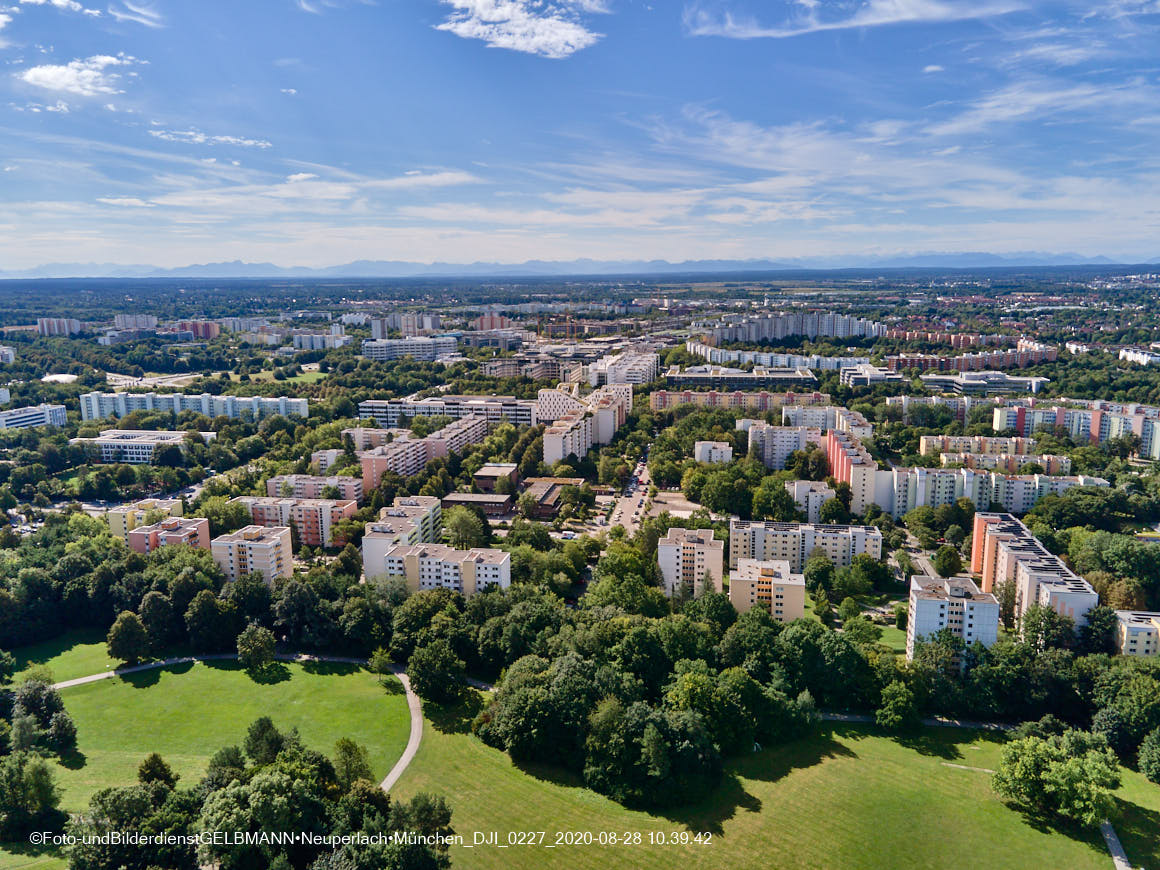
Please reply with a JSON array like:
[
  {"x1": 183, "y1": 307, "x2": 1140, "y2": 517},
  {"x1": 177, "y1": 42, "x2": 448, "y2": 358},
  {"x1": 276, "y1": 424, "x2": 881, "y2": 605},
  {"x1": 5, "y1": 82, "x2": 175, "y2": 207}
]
[
  {"x1": 360, "y1": 336, "x2": 457, "y2": 361},
  {"x1": 657, "y1": 527, "x2": 725, "y2": 598},
  {"x1": 370, "y1": 542, "x2": 510, "y2": 595},
  {"x1": 1114, "y1": 611, "x2": 1160, "y2": 657},
  {"x1": 231, "y1": 496, "x2": 358, "y2": 548},
  {"x1": 745, "y1": 423, "x2": 816, "y2": 470},
  {"x1": 970, "y1": 513, "x2": 1098, "y2": 626},
  {"x1": 540, "y1": 384, "x2": 631, "y2": 465},
  {"x1": 886, "y1": 339, "x2": 1057, "y2": 372},
  {"x1": 729, "y1": 559, "x2": 805, "y2": 622},
  {"x1": 839, "y1": 363, "x2": 905, "y2": 387},
  {"x1": 785, "y1": 480, "x2": 836, "y2": 524},
  {"x1": 940, "y1": 451, "x2": 1072, "y2": 476},
  {"x1": 587, "y1": 351, "x2": 659, "y2": 385},
  {"x1": 37, "y1": 317, "x2": 82, "y2": 336},
  {"x1": 0, "y1": 403, "x2": 67, "y2": 430},
  {"x1": 698, "y1": 312, "x2": 885, "y2": 344},
  {"x1": 0, "y1": 346, "x2": 14, "y2": 364},
  {"x1": 728, "y1": 520, "x2": 883, "y2": 572},
  {"x1": 79, "y1": 392, "x2": 308, "y2": 422},
  {"x1": 114, "y1": 314, "x2": 158, "y2": 329},
  {"x1": 906, "y1": 575, "x2": 1000, "y2": 660},
  {"x1": 649, "y1": 390, "x2": 831, "y2": 413},
  {"x1": 921, "y1": 370, "x2": 1049, "y2": 395},
  {"x1": 919, "y1": 435, "x2": 1037, "y2": 456},
  {"x1": 358, "y1": 394, "x2": 539, "y2": 428},
  {"x1": 106, "y1": 497, "x2": 184, "y2": 543},
  {"x1": 687, "y1": 340, "x2": 870, "y2": 372},
  {"x1": 358, "y1": 416, "x2": 488, "y2": 489},
  {"x1": 127, "y1": 517, "x2": 210, "y2": 554},
  {"x1": 70, "y1": 429, "x2": 211, "y2": 464},
  {"x1": 266, "y1": 474, "x2": 364, "y2": 503},
  {"x1": 361, "y1": 495, "x2": 444, "y2": 578},
  {"x1": 665, "y1": 365, "x2": 818, "y2": 391},
  {"x1": 694, "y1": 440, "x2": 733, "y2": 464},
  {"x1": 211, "y1": 525, "x2": 294, "y2": 584},
  {"x1": 781, "y1": 405, "x2": 873, "y2": 439}
]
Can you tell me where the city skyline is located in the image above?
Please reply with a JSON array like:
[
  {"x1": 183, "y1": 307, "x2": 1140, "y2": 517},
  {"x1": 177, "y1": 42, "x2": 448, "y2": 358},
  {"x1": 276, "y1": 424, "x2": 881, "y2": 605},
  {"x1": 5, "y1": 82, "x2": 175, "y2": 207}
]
[{"x1": 1, "y1": 0, "x2": 1158, "y2": 269}]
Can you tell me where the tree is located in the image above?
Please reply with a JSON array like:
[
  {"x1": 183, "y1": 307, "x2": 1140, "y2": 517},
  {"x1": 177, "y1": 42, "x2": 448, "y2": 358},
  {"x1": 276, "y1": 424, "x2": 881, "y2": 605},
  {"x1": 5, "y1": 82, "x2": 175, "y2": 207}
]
[
  {"x1": 185, "y1": 590, "x2": 242, "y2": 652},
  {"x1": 138, "y1": 752, "x2": 179, "y2": 789},
  {"x1": 0, "y1": 649, "x2": 15, "y2": 686},
  {"x1": 992, "y1": 730, "x2": 1120, "y2": 826},
  {"x1": 46, "y1": 711, "x2": 77, "y2": 754},
  {"x1": 444, "y1": 506, "x2": 486, "y2": 550},
  {"x1": 333, "y1": 738, "x2": 373, "y2": 790},
  {"x1": 837, "y1": 597, "x2": 861, "y2": 622},
  {"x1": 932, "y1": 545, "x2": 962, "y2": 578},
  {"x1": 803, "y1": 552, "x2": 835, "y2": 593},
  {"x1": 876, "y1": 681, "x2": 919, "y2": 731},
  {"x1": 819, "y1": 497, "x2": 850, "y2": 525},
  {"x1": 107, "y1": 610, "x2": 150, "y2": 665},
  {"x1": 0, "y1": 752, "x2": 62, "y2": 839},
  {"x1": 138, "y1": 591, "x2": 177, "y2": 653},
  {"x1": 1021, "y1": 604, "x2": 1075, "y2": 651},
  {"x1": 406, "y1": 639, "x2": 465, "y2": 704},
  {"x1": 368, "y1": 647, "x2": 393, "y2": 683},
  {"x1": 1139, "y1": 728, "x2": 1160, "y2": 784},
  {"x1": 237, "y1": 624, "x2": 276, "y2": 672},
  {"x1": 244, "y1": 716, "x2": 286, "y2": 765}
]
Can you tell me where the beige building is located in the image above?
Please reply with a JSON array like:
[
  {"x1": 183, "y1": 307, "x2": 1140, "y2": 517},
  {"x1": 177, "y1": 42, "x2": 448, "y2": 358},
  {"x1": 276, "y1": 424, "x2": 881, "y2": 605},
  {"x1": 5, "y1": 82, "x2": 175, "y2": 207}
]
[
  {"x1": 361, "y1": 496, "x2": 444, "y2": 578},
  {"x1": 729, "y1": 559, "x2": 805, "y2": 622},
  {"x1": 1114, "y1": 611, "x2": 1160, "y2": 657},
  {"x1": 657, "y1": 527, "x2": 724, "y2": 598},
  {"x1": 106, "y1": 497, "x2": 184, "y2": 543},
  {"x1": 211, "y1": 525, "x2": 293, "y2": 584},
  {"x1": 372, "y1": 543, "x2": 510, "y2": 595},
  {"x1": 729, "y1": 519, "x2": 883, "y2": 572}
]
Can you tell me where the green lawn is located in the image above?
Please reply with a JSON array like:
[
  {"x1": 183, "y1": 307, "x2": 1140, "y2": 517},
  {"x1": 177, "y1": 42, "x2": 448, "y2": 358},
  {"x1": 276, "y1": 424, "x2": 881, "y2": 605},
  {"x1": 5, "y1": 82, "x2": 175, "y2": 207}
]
[
  {"x1": 393, "y1": 696, "x2": 1160, "y2": 870},
  {"x1": 877, "y1": 624, "x2": 908, "y2": 655},
  {"x1": 10, "y1": 629, "x2": 117, "y2": 684},
  {"x1": 1, "y1": 661, "x2": 410, "y2": 870}
]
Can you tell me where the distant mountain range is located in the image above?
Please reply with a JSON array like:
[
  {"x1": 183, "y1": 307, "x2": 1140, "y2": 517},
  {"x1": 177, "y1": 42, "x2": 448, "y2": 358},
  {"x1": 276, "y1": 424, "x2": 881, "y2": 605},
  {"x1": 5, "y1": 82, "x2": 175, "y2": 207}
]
[{"x1": 1, "y1": 252, "x2": 1157, "y2": 280}]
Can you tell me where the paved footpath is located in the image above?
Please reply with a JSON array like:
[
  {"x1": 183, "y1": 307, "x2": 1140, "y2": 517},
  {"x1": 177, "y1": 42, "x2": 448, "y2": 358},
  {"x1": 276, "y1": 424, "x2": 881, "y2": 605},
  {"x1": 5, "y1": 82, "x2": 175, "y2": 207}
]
[{"x1": 52, "y1": 652, "x2": 422, "y2": 796}]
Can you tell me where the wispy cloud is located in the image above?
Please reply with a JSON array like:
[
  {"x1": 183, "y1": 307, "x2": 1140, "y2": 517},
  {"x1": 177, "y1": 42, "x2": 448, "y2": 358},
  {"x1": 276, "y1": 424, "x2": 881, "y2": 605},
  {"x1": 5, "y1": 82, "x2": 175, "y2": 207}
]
[
  {"x1": 923, "y1": 64, "x2": 944, "y2": 73},
  {"x1": 683, "y1": 0, "x2": 1024, "y2": 39},
  {"x1": 97, "y1": 196, "x2": 154, "y2": 206},
  {"x1": 280, "y1": 87, "x2": 298, "y2": 95},
  {"x1": 19, "y1": 0, "x2": 100, "y2": 17},
  {"x1": 18, "y1": 54, "x2": 141, "y2": 97},
  {"x1": 436, "y1": 0, "x2": 605, "y2": 59},
  {"x1": 149, "y1": 128, "x2": 274, "y2": 149},
  {"x1": 107, "y1": 1, "x2": 163, "y2": 27}
]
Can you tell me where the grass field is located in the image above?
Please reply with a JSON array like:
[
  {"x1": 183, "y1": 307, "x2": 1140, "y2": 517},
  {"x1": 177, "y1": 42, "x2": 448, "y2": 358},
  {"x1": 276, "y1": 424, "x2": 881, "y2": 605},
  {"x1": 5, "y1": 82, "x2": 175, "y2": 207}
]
[
  {"x1": 0, "y1": 661, "x2": 410, "y2": 870},
  {"x1": 10, "y1": 629, "x2": 117, "y2": 684},
  {"x1": 392, "y1": 695, "x2": 1160, "y2": 870}
]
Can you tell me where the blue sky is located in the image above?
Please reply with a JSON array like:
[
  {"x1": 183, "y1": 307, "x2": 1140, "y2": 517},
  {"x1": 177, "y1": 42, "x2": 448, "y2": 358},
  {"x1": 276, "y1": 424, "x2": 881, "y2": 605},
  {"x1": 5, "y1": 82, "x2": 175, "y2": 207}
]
[{"x1": 0, "y1": 0, "x2": 1158, "y2": 268}]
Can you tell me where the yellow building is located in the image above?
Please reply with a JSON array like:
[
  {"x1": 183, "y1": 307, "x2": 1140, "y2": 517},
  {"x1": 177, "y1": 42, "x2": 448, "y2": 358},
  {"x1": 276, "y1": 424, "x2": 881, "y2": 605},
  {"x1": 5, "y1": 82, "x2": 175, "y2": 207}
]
[
  {"x1": 211, "y1": 525, "x2": 293, "y2": 584},
  {"x1": 728, "y1": 559, "x2": 805, "y2": 622},
  {"x1": 1115, "y1": 611, "x2": 1160, "y2": 657},
  {"x1": 106, "y1": 497, "x2": 184, "y2": 543}
]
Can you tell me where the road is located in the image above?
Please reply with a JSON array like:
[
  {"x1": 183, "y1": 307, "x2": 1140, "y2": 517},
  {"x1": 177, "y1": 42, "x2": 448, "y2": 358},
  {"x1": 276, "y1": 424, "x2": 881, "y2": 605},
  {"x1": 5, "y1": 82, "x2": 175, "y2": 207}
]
[
  {"x1": 51, "y1": 652, "x2": 424, "y2": 796},
  {"x1": 608, "y1": 460, "x2": 650, "y2": 535}
]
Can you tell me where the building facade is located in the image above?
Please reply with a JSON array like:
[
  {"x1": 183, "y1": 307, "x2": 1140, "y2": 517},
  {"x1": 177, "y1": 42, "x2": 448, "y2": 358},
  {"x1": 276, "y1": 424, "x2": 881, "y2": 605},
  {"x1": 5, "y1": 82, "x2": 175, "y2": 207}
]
[
  {"x1": 729, "y1": 559, "x2": 805, "y2": 622},
  {"x1": 657, "y1": 527, "x2": 724, "y2": 598},
  {"x1": 211, "y1": 525, "x2": 294, "y2": 583}
]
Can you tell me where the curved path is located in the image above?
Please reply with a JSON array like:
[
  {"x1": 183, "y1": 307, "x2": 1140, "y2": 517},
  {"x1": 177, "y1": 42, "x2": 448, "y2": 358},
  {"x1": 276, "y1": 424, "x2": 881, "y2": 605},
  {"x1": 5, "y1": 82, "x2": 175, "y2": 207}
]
[{"x1": 51, "y1": 652, "x2": 422, "y2": 795}]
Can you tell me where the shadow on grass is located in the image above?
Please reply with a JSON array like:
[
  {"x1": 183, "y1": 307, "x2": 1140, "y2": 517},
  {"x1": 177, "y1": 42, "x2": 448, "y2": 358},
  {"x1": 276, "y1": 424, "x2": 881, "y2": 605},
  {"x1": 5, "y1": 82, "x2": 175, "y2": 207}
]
[
  {"x1": 1, "y1": 835, "x2": 66, "y2": 864},
  {"x1": 377, "y1": 675, "x2": 405, "y2": 696},
  {"x1": 425, "y1": 691, "x2": 484, "y2": 735},
  {"x1": 121, "y1": 659, "x2": 194, "y2": 688},
  {"x1": 301, "y1": 660, "x2": 360, "y2": 677},
  {"x1": 998, "y1": 800, "x2": 1108, "y2": 854},
  {"x1": 1111, "y1": 796, "x2": 1160, "y2": 869},
  {"x1": 247, "y1": 662, "x2": 291, "y2": 685},
  {"x1": 11, "y1": 627, "x2": 107, "y2": 673},
  {"x1": 58, "y1": 747, "x2": 87, "y2": 770}
]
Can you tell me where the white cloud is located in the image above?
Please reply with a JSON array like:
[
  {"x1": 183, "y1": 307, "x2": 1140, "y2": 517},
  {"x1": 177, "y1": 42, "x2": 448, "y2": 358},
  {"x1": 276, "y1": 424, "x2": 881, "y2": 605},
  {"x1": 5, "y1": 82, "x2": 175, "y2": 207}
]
[
  {"x1": 149, "y1": 128, "x2": 273, "y2": 149},
  {"x1": 286, "y1": 172, "x2": 317, "y2": 182},
  {"x1": 683, "y1": 0, "x2": 1023, "y2": 39},
  {"x1": 18, "y1": 54, "x2": 139, "y2": 97},
  {"x1": 280, "y1": 87, "x2": 297, "y2": 95},
  {"x1": 923, "y1": 64, "x2": 944, "y2": 73},
  {"x1": 19, "y1": 0, "x2": 100, "y2": 16},
  {"x1": 436, "y1": 0, "x2": 605, "y2": 59},
  {"x1": 97, "y1": 196, "x2": 154, "y2": 206},
  {"x1": 107, "y1": 1, "x2": 163, "y2": 27}
]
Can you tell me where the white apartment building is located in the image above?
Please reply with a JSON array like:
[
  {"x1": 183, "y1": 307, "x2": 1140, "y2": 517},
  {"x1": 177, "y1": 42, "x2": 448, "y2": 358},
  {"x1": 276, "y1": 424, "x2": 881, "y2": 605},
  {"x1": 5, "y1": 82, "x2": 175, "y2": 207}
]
[
  {"x1": 785, "y1": 480, "x2": 836, "y2": 524},
  {"x1": 358, "y1": 395, "x2": 539, "y2": 428},
  {"x1": 728, "y1": 520, "x2": 883, "y2": 572},
  {"x1": 361, "y1": 496, "x2": 444, "y2": 578},
  {"x1": 360, "y1": 336, "x2": 457, "y2": 361},
  {"x1": 540, "y1": 384, "x2": 632, "y2": 465},
  {"x1": 372, "y1": 543, "x2": 510, "y2": 595},
  {"x1": 0, "y1": 403, "x2": 67, "y2": 430},
  {"x1": 906, "y1": 575, "x2": 1000, "y2": 660},
  {"x1": 293, "y1": 332, "x2": 352, "y2": 350},
  {"x1": 839, "y1": 363, "x2": 905, "y2": 387},
  {"x1": 79, "y1": 392, "x2": 308, "y2": 422},
  {"x1": 70, "y1": 429, "x2": 211, "y2": 464},
  {"x1": 694, "y1": 440, "x2": 733, "y2": 464},
  {"x1": 686, "y1": 340, "x2": 869, "y2": 372},
  {"x1": 919, "y1": 435, "x2": 1037, "y2": 456},
  {"x1": 657, "y1": 527, "x2": 724, "y2": 598},
  {"x1": 37, "y1": 317, "x2": 82, "y2": 336},
  {"x1": 266, "y1": 474, "x2": 364, "y2": 503},
  {"x1": 729, "y1": 559, "x2": 805, "y2": 622},
  {"x1": 114, "y1": 314, "x2": 158, "y2": 329},
  {"x1": 1119, "y1": 348, "x2": 1160, "y2": 366},
  {"x1": 211, "y1": 525, "x2": 293, "y2": 584},
  {"x1": 311, "y1": 449, "x2": 343, "y2": 472},
  {"x1": 587, "y1": 351, "x2": 659, "y2": 386},
  {"x1": 781, "y1": 405, "x2": 873, "y2": 439},
  {"x1": 0, "y1": 346, "x2": 14, "y2": 364},
  {"x1": 1114, "y1": 611, "x2": 1160, "y2": 657},
  {"x1": 745, "y1": 422, "x2": 816, "y2": 470},
  {"x1": 370, "y1": 313, "x2": 442, "y2": 339}
]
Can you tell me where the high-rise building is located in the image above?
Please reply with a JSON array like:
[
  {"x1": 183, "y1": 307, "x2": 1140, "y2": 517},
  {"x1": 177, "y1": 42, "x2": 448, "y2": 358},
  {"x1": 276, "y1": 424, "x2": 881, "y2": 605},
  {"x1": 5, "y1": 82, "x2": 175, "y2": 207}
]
[
  {"x1": 657, "y1": 527, "x2": 724, "y2": 598},
  {"x1": 369, "y1": 543, "x2": 510, "y2": 594},
  {"x1": 729, "y1": 559, "x2": 805, "y2": 621},
  {"x1": 728, "y1": 520, "x2": 883, "y2": 572},
  {"x1": 784, "y1": 480, "x2": 836, "y2": 524},
  {"x1": 360, "y1": 336, "x2": 456, "y2": 361},
  {"x1": 114, "y1": 314, "x2": 159, "y2": 329},
  {"x1": 587, "y1": 351, "x2": 659, "y2": 386},
  {"x1": 211, "y1": 525, "x2": 294, "y2": 584},
  {"x1": 230, "y1": 497, "x2": 358, "y2": 548},
  {"x1": 265, "y1": 474, "x2": 364, "y2": 503},
  {"x1": 37, "y1": 317, "x2": 82, "y2": 336},
  {"x1": 79, "y1": 392, "x2": 308, "y2": 422},
  {"x1": 361, "y1": 496, "x2": 444, "y2": 578},
  {"x1": 0, "y1": 346, "x2": 14, "y2": 364},
  {"x1": 906, "y1": 575, "x2": 1000, "y2": 660},
  {"x1": 693, "y1": 441, "x2": 733, "y2": 464},
  {"x1": 1114, "y1": 611, "x2": 1160, "y2": 657},
  {"x1": 0, "y1": 403, "x2": 67, "y2": 430},
  {"x1": 745, "y1": 423, "x2": 816, "y2": 470}
]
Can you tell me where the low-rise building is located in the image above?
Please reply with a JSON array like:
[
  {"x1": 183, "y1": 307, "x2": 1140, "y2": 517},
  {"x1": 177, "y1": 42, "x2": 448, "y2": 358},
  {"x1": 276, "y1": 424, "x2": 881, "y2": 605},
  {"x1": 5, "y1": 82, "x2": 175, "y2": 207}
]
[
  {"x1": 657, "y1": 527, "x2": 724, "y2": 598},
  {"x1": 231, "y1": 496, "x2": 358, "y2": 548},
  {"x1": 358, "y1": 394, "x2": 539, "y2": 429},
  {"x1": 370, "y1": 543, "x2": 510, "y2": 594},
  {"x1": 520, "y1": 477, "x2": 586, "y2": 518},
  {"x1": 79, "y1": 392, "x2": 308, "y2": 421},
  {"x1": 1114, "y1": 611, "x2": 1160, "y2": 657},
  {"x1": 265, "y1": 474, "x2": 364, "y2": 503},
  {"x1": 0, "y1": 403, "x2": 67, "y2": 430},
  {"x1": 70, "y1": 429, "x2": 213, "y2": 464},
  {"x1": 785, "y1": 480, "x2": 836, "y2": 524},
  {"x1": 729, "y1": 558, "x2": 805, "y2": 622},
  {"x1": 472, "y1": 462, "x2": 520, "y2": 493},
  {"x1": 211, "y1": 525, "x2": 293, "y2": 584},
  {"x1": 360, "y1": 336, "x2": 457, "y2": 361},
  {"x1": 693, "y1": 440, "x2": 733, "y2": 464},
  {"x1": 921, "y1": 370, "x2": 1049, "y2": 395},
  {"x1": 106, "y1": 497, "x2": 185, "y2": 542},
  {"x1": 127, "y1": 517, "x2": 211, "y2": 554},
  {"x1": 839, "y1": 363, "x2": 905, "y2": 387},
  {"x1": 441, "y1": 492, "x2": 513, "y2": 516},
  {"x1": 906, "y1": 575, "x2": 1000, "y2": 660},
  {"x1": 665, "y1": 364, "x2": 818, "y2": 391},
  {"x1": 649, "y1": 390, "x2": 831, "y2": 413}
]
